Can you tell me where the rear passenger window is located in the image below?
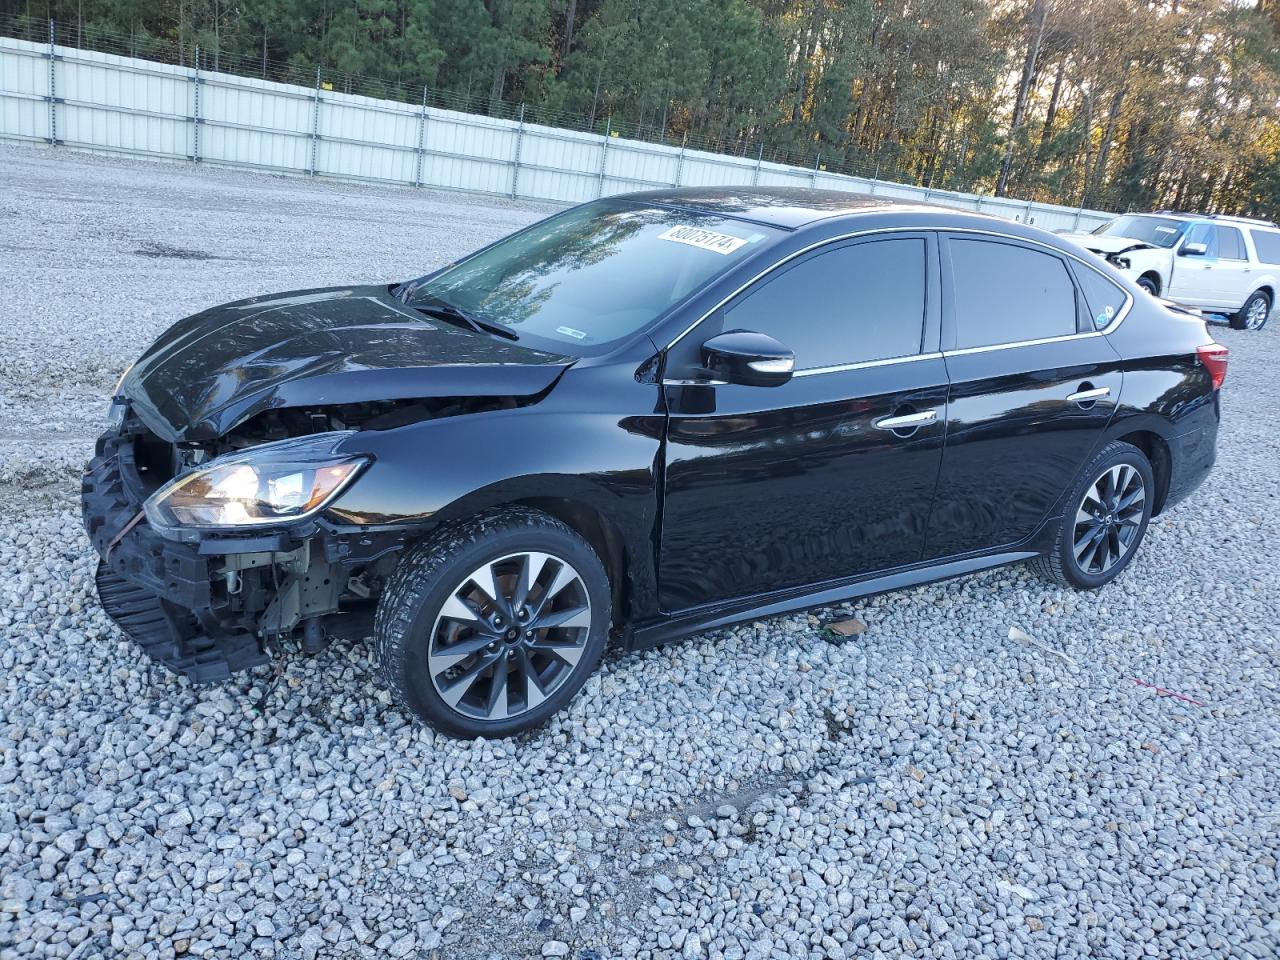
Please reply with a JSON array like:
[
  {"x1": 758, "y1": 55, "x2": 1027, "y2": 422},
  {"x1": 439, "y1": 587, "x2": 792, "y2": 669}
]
[
  {"x1": 1073, "y1": 265, "x2": 1129, "y2": 330},
  {"x1": 949, "y1": 239, "x2": 1077, "y2": 348},
  {"x1": 1216, "y1": 226, "x2": 1246, "y2": 260},
  {"x1": 1250, "y1": 230, "x2": 1280, "y2": 265},
  {"x1": 726, "y1": 238, "x2": 926, "y2": 369}
]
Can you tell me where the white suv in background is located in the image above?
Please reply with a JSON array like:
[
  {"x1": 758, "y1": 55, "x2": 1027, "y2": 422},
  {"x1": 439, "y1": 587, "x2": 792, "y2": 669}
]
[{"x1": 1061, "y1": 212, "x2": 1278, "y2": 330}]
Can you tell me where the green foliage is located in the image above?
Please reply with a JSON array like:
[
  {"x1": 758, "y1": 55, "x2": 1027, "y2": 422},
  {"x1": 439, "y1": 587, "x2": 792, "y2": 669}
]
[{"x1": 16, "y1": 0, "x2": 1280, "y2": 214}]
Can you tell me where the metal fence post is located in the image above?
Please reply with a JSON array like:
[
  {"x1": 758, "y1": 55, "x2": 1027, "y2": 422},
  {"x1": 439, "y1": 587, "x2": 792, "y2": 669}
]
[
  {"x1": 597, "y1": 117, "x2": 611, "y2": 198},
  {"x1": 191, "y1": 46, "x2": 201, "y2": 163},
  {"x1": 1072, "y1": 205, "x2": 1084, "y2": 230},
  {"x1": 414, "y1": 85, "x2": 428, "y2": 188},
  {"x1": 46, "y1": 19, "x2": 58, "y2": 145},
  {"x1": 308, "y1": 66, "x2": 321, "y2": 176},
  {"x1": 673, "y1": 133, "x2": 686, "y2": 187},
  {"x1": 810, "y1": 153, "x2": 820, "y2": 187},
  {"x1": 1024, "y1": 199, "x2": 1034, "y2": 224},
  {"x1": 511, "y1": 103, "x2": 525, "y2": 199},
  {"x1": 752, "y1": 142, "x2": 763, "y2": 186},
  {"x1": 975, "y1": 195, "x2": 983, "y2": 212}
]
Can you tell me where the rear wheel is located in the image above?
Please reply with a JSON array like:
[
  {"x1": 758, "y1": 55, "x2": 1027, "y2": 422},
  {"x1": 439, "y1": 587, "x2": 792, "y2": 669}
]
[
  {"x1": 1230, "y1": 290, "x2": 1271, "y2": 331},
  {"x1": 1032, "y1": 441, "x2": 1154, "y2": 590},
  {"x1": 375, "y1": 508, "x2": 611, "y2": 738}
]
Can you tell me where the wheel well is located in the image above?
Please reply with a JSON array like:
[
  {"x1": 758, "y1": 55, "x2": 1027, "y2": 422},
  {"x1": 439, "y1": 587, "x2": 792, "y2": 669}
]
[
  {"x1": 515, "y1": 496, "x2": 631, "y2": 626},
  {"x1": 1115, "y1": 430, "x2": 1171, "y2": 515},
  {"x1": 1138, "y1": 271, "x2": 1162, "y2": 295}
]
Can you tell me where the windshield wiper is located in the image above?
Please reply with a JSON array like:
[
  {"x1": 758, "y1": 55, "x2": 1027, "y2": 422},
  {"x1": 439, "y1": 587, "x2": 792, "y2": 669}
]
[{"x1": 412, "y1": 297, "x2": 519, "y2": 341}]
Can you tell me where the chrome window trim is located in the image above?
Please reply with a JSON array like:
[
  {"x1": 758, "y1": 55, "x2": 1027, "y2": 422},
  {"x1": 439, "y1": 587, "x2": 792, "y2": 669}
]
[
  {"x1": 942, "y1": 331, "x2": 1101, "y2": 357},
  {"x1": 792, "y1": 351, "x2": 943, "y2": 377},
  {"x1": 662, "y1": 224, "x2": 1134, "y2": 357}
]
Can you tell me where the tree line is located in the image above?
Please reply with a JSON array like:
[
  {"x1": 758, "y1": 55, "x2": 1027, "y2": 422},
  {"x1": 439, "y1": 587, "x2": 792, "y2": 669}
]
[{"x1": 9, "y1": 0, "x2": 1280, "y2": 217}]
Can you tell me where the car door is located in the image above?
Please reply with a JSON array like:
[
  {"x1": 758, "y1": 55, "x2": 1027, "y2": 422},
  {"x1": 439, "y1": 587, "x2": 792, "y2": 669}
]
[
  {"x1": 657, "y1": 233, "x2": 947, "y2": 612},
  {"x1": 925, "y1": 235, "x2": 1126, "y2": 559},
  {"x1": 1167, "y1": 221, "x2": 1226, "y2": 308},
  {"x1": 1210, "y1": 225, "x2": 1255, "y2": 308}
]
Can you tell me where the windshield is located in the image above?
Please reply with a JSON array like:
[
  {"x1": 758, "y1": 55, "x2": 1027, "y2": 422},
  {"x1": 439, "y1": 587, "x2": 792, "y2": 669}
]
[
  {"x1": 1092, "y1": 215, "x2": 1187, "y2": 248},
  {"x1": 404, "y1": 199, "x2": 778, "y2": 352}
]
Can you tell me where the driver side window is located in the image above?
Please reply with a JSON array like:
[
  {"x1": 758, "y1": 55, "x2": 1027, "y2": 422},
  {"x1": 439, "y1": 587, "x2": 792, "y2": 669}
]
[
  {"x1": 1183, "y1": 222, "x2": 1218, "y2": 257},
  {"x1": 724, "y1": 238, "x2": 927, "y2": 370}
]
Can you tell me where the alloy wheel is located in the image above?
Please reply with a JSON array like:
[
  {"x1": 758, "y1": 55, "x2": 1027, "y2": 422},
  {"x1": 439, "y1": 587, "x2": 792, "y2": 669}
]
[
  {"x1": 1245, "y1": 296, "x2": 1270, "y2": 330},
  {"x1": 428, "y1": 551, "x2": 592, "y2": 721},
  {"x1": 1072, "y1": 464, "x2": 1146, "y2": 575}
]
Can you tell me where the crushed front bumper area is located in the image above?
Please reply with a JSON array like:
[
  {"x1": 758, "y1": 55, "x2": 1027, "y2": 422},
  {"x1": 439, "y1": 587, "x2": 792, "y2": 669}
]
[
  {"x1": 82, "y1": 423, "x2": 400, "y2": 684},
  {"x1": 93, "y1": 562, "x2": 269, "y2": 682},
  {"x1": 82, "y1": 431, "x2": 275, "y2": 682}
]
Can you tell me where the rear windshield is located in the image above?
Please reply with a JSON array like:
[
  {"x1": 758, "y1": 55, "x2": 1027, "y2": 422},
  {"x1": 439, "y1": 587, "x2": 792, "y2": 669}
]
[
  {"x1": 405, "y1": 199, "x2": 779, "y2": 352},
  {"x1": 1093, "y1": 215, "x2": 1187, "y2": 248},
  {"x1": 1250, "y1": 229, "x2": 1280, "y2": 265}
]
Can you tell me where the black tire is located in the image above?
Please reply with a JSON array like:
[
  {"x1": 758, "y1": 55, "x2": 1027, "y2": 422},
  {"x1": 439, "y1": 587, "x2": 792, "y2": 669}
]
[
  {"x1": 1230, "y1": 290, "x2": 1271, "y2": 331},
  {"x1": 1136, "y1": 274, "x2": 1160, "y2": 297},
  {"x1": 375, "y1": 507, "x2": 611, "y2": 738},
  {"x1": 1031, "y1": 441, "x2": 1155, "y2": 590}
]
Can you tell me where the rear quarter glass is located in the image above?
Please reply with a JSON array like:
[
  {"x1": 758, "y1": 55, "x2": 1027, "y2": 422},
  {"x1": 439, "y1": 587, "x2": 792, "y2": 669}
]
[{"x1": 1248, "y1": 229, "x2": 1280, "y2": 265}]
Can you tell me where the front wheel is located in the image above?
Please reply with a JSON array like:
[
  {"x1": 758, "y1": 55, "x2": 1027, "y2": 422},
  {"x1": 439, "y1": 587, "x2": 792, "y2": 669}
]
[
  {"x1": 375, "y1": 508, "x2": 611, "y2": 738},
  {"x1": 1230, "y1": 290, "x2": 1271, "y2": 331},
  {"x1": 1136, "y1": 275, "x2": 1160, "y2": 297},
  {"x1": 1032, "y1": 441, "x2": 1155, "y2": 590}
]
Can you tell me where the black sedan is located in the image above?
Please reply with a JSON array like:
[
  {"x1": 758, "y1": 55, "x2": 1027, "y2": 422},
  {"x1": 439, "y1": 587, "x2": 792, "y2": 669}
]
[{"x1": 82, "y1": 188, "x2": 1226, "y2": 737}]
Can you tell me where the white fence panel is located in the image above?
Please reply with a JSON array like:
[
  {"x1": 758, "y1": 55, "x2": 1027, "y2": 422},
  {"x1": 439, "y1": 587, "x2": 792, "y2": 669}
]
[
  {"x1": 0, "y1": 33, "x2": 1116, "y2": 232},
  {"x1": 680, "y1": 150, "x2": 758, "y2": 188},
  {"x1": 318, "y1": 92, "x2": 418, "y2": 183},
  {"x1": 59, "y1": 52, "x2": 190, "y2": 157},
  {"x1": 201, "y1": 73, "x2": 311, "y2": 171},
  {"x1": 0, "y1": 39, "x2": 50, "y2": 141}
]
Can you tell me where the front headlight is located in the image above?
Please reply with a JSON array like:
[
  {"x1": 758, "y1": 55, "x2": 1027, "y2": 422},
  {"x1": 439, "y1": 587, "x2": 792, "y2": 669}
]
[{"x1": 144, "y1": 433, "x2": 369, "y2": 529}]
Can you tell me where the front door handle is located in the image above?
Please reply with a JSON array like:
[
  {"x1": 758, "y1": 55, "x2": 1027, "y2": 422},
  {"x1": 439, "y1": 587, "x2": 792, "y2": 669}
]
[
  {"x1": 1067, "y1": 386, "x2": 1111, "y2": 404},
  {"x1": 874, "y1": 410, "x2": 937, "y2": 432}
]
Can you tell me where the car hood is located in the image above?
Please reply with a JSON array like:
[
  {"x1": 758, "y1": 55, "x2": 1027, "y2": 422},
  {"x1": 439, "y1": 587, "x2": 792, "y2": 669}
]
[
  {"x1": 122, "y1": 285, "x2": 575, "y2": 443},
  {"x1": 1061, "y1": 232, "x2": 1157, "y2": 256}
]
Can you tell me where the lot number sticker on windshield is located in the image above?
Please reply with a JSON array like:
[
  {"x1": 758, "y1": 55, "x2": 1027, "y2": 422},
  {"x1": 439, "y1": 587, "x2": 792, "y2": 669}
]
[{"x1": 657, "y1": 225, "x2": 748, "y2": 255}]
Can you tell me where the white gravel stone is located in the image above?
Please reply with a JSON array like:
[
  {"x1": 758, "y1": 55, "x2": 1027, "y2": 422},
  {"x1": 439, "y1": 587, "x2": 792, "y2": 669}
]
[{"x1": 1, "y1": 143, "x2": 1278, "y2": 960}]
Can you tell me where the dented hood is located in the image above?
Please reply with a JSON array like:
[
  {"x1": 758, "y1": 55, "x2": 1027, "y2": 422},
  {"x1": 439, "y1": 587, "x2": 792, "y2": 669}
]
[
  {"x1": 1060, "y1": 232, "x2": 1156, "y2": 256},
  {"x1": 122, "y1": 285, "x2": 574, "y2": 443}
]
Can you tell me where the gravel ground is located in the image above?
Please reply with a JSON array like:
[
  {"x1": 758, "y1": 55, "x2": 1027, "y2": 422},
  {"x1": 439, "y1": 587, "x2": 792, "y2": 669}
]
[{"x1": 1, "y1": 144, "x2": 1278, "y2": 960}]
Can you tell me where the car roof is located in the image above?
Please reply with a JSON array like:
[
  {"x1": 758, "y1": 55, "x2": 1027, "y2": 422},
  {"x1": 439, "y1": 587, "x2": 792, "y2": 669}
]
[
  {"x1": 1141, "y1": 210, "x2": 1279, "y2": 229},
  {"x1": 613, "y1": 186, "x2": 952, "y2": 230}
]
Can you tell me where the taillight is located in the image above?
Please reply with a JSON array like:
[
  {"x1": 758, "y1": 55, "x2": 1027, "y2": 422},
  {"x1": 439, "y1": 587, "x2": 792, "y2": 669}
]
[{"x1": 1197, "y1": 343, "x2": 1228, "y2": 390}]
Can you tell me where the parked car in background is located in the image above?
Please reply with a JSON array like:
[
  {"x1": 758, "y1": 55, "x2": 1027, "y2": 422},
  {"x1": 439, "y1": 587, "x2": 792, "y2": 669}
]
[
  {"x1": 84, "y1": 189, "x2": 1227, "y2": 737},
  {"x1": 1061, "y1": 212, "x2": 1278, "y2": 330}
]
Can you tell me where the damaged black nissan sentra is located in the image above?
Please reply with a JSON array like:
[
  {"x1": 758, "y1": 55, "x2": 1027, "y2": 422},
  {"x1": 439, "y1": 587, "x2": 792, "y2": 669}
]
[{"x1": 83, "y1": 188, "x2": 1226, "y2": 737}]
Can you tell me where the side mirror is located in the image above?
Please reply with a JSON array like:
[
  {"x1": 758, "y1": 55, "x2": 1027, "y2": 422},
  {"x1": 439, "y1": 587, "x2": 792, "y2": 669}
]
[
  {"x1": 1180, "y1": 242, "x2": 1208, "y2": 257},
  {"x1": 701, "y1": 330, "x2": 795, "y2": 387}
]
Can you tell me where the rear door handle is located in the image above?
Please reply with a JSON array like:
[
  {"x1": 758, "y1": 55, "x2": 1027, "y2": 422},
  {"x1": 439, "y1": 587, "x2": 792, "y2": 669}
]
[
  {"x1": 1067, "y1": 386, "x2": 1110, "y2": 404},
  {"x1": 874, "y1": 410, "x2": 937, "y2": 431}
]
